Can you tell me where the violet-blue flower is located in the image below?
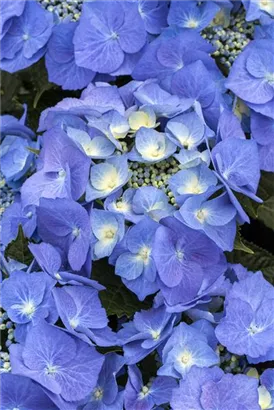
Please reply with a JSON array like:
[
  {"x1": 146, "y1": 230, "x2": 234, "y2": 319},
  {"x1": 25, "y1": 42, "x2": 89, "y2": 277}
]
[
  {"x1": 1, "y1": 270, "x2": 56, "y2": 326},
  {"x1": 74, "y1": 1, "x2": 147, "y2": 74},
  {"x1": 86, "y1": 155, "x2": 131, "y2": 202},
  {"x1": 1, "y1": 373, "x2": 58, "y2": 410},
  {"x1": 176, "y1": 192, "x2": 237, "y2": 251},
  {"x1": 118, "y1": 305, "x2": 178, "y2": 364},
  {"x1": 21, "y1": 127, "x2": 91, "y2": 207},
  {"x1": 1, "y1": 199, "x2": 36, "y2": 246},
  {"x1": 215, "y1": 272, "x2": 274, "y2": 359},
  {"x1": 168, "y1": 1, "x2": 220, "y2": 31},
  {"x1": 52, "y1": 285, "x2": 117, "y2": 347},
  {"x1": 153, "y1": 217, "x2": 226, "y2": 310},
  {"x1": 129, "y1": 127, "x2": 177, "y2": 163},
  {"x1": 90, "y1": 209, "x2": 125, "y2": 260},
  {"x1": 9, "y1": 322, "x2": 104, "y2": 404},
  {"x1": 168, "y1": 164, "x2": 218, "y2": 206},
  {"x1": 45, "y1": 21, "x2": 95, "y2": 90},
  {"x1": 124, "y1": 365, "x2": 177, "y2": 410},
  {"x1": 83, "y1": 353, "x2": 125, "y2": 410},
  {"x1": 0, "y1": 1, "x2": 53, "y2": 72},
  {"x1": 110, "y1": 217, "x2": 159, "y2": 300},
  {"x1": 36, "y1": 198, "x2": 91, "y2": 271},
  {"x1": 131, "y1": 186, "x2": 174, "y2": 222},
  {"x1": 170, "y1": 366, "x2": 260, "y2": 410},
  {"x1": 29, "y1": 242, "x2": 104, "y2": 289},
  {"x1": 158, "y1": 322, "x2": 219, "y2": 379}
]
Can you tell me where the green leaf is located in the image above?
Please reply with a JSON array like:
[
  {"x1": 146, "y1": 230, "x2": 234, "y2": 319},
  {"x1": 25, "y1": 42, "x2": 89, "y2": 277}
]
[
  {"x1": 234, "y1": 228, "x2": 254, "y2": 254},
  {"x1": 227, "y1": 241, "x2": 274, "y2": 284},
  {"x1": 257, "y1": 196, "x2": 274, "y2": 231},
  {"x1": 92, "y1": 259, "x2": 153, "y2": 318},
  {"x1": 27, "y1": 147, "x2": 40, "y2": 155},
  {"x1": 4, "y1": 225, "x2": 33, "y2": 265}
]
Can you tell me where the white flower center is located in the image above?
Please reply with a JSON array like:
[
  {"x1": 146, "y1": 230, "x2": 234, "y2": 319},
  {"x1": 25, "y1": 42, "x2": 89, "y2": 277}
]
[
  {"x1": 138, "y1": 246, "x2": 151, "y2": 264},
  {"x1": 20, "y1": 300, "x2": 36, "y2": 318},
  {"x1": 58, "y1": 169, "x2": 66, "y2": 178},
  {"x1": 22, "y1": 33, "x2": 29, "y2": 41},
  {"x1": 150, "y1": 329, "x2": 161, "y2": 341},
  {"x1": 195, "y1": 208, "x2": 208, "y2": 223},
  {"x1": 186, "y1": 19, "x2": 199, "y2": 28},
  {"x1": 180, "y1": 351, "x2": 192, "y2": 365},
  {"x1": 93, "y1": 387, "x2": 104, "y2": 400},
  {"x1": 72, "y1": 227, "x2": 81, "y2": 237},
  {"x1": 265, "y1": 72, "x2": 274, "y2": 85},
  {"x1": 45, "y1": 364, "x2": 59, "y2": 376}
]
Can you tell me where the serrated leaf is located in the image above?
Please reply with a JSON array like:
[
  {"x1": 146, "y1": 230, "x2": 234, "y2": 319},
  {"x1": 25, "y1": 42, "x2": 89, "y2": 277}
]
[
  {"x1": 257, "y1": 196, "x2": 274, "y2": 231},
  {"x1": 257, "y1": 171, "x2": 274, "y2": 200},
  {"x1": 227, "y1": 241, "x2": 274, "y2": 284},
  {"x1": 234, "y1": 228, "x2": 254, "y2": 254},
  {"x1": 92, "y1": 259, "x2": 153, "y2": 318},
  {"x1": 4, "y1": 225, "x2": 33, "y2": 265}
]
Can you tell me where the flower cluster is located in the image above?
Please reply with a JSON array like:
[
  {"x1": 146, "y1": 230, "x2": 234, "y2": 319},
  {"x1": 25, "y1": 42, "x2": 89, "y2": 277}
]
[
  {"x1": 1, "y1": 1, "x2": 274, "y2": 410},
  {"x1": 1, "y1": 0, "x2": 269, "y2": 90}
]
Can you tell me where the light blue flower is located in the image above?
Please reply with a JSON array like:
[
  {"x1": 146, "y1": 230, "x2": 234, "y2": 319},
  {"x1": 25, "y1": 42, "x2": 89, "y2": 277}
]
[
  {"x1": 169, "y1": 164, "x2": 218, "y2": 205},
  {"x1": 66, "y1": 127, "x2": 115, "y2": 159},
  {"x1": 90, "y1": 209, "x2": 125, "y2": 259},
  {"x1": 86, "y1": 155, "x2": 131, "y2": 202},
  {"x1": 131, "y1": 186, "x2": 174, "y2": 222},
  {"x1": 129, "y1": 127, "x2": 176, "y2": 163},
  {"x1": 165, "y1": 111, "x2": 205, "y2": 150},
  {"x1": 158, "y1": 322, "x2": 219, "y2": 379}
]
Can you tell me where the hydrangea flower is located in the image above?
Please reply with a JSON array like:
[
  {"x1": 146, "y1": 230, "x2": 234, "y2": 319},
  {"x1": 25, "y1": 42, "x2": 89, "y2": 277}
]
[
  {"x1": 104, "y1": 188, "x2": 139, "y2": 223},
  {"x1": 1, "y1": 373, "x2": 57, "y2": 410},
  {"x1": 124, "y1": 365, "x2": 177, "y2": 410},
  {"x1": 243, "y1": 0, "x2": 274, "y2": 21},
  {"x1": 131, "y1": 186, "x2": 174, "y2": 222},
  {"x1": 133, "y1": 31, "x2": 218, "y2": 93},
  {"x1": 167, "y1": 1, "x2": 220, "y2": 31},
  {"x1": 1, "y1": 199, "x2": 36, "y2": 246},
  {"x1": 176, "y1": 192, "x2": 237, "y2": 251},
  {"x1": 1, "y1": 270, "x2": 57, "y2": 328},
  {"x1": 0, "y1": 0, "x2": 26, "y2": 38},
  {"x1": 170, "y1": 366, "x2": 260, "y2": 410},
  {"x1": 0, "y1": 132, "x2": 37, "y2": 187},
  {"x1": 83, "y1": 353, "x2": 125, "y2": 410},
  {"x1": 128, "y1": 127, "x2": 177, "y2": 163},
  {"x1": 0, "y1": 1, "x2": 53, "y2": 72},
  {"x1": 212, "y1": 137, "x2": 262, "y2": 222},
  {"x1": 133, "y1": 80, "x2": 193, "y2": 118},
  {"x1": 21, "y1": 127, "x2": 90, "y2": 207},
  {"x1": 226, "y1": 40, "x2": 274, "y2": 107},
  {"x1": 90, "y1": 209, "x2": 125, "y2": 260},
  {"x1": 165, "y1": 111, "x2": 206, "y2": 150},
  {"x1": 29, "y1": 242, "x2": 104, "y2": 289},
  {"x1": 36, "y1": 198, "x2": 91, "y2": 271},
  {"x1": 119, "y1": 305, "x2": 178, "y2": 364},
  {"x1": 110, "y1": 217, "x2": 159, "y2": 300},
  {"x1": 45, "y1": 22, "x2": 95, "y2": 90},
  {"x1": 74, "y1": 1, "x2": 147, "y2": 74},
  {"x1": 215, "y1": 272, "x2": 274, "y2": 359},
  {"x1": 9, "y1": 322, "x2": 104, "y2": 405},
  {"x1": 86, "y1": 155, "x2": 131, "y2": 202},
  {"x1": 127, "y1": 106, "x2": 157, "y2": 132},
  {"x1": 153, "y1": 217, "x2": 226, "y2": 311},
  {"x1": 158, "y1": 323, "x2": 219, "y2": 379},
  {"x1": 168, "y1": 164, "x2": 218, "y2": 206},
  {"x1": 66, "y1": 127, "x2": 116, "y2": 159},
  {"x1": 250, "y1": 111, "x2": 274, "y2": 172},
  {"x1": 52, "y1": 285, "x2": 117, "y2": 347},
  {"x1": 136, "y1": 0, "x2": 168, "y2": 34}
]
